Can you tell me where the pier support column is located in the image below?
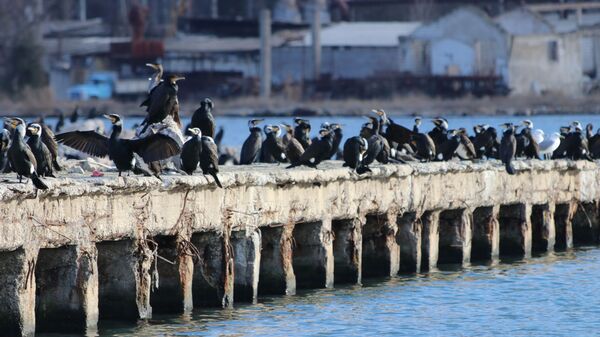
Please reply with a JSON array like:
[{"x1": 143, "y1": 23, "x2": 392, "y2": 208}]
[
  {"x1": 191, "y1": 231, "x2": 234, "y2": 308},
  {"x1": 35, "y1": 245, "x2": 98, "y2": 333},
  {"x1": 332, "y1": 218, "x2": 363, "y2": 284},
  {"x1": 232, "y1": 229, "x2": 261, "y2": 303},
  {"x1": 531, "y1": 203, "x2": 556, "y2": 253},
  {"x1": 397, "y1": 212, "x2": 421, "y2": 273},
  {"x1": 471, "y1": 206, "x2": 499, "y2": 261},
  {"x1": 0, "y1": 248, "x2": 37, "y2": 337},
  {"x1": 150, "y1": 236, "x2": 193, "y2": 313},
  {"x1": 362, "y1": 212, "x2": 400, "y2": 277},
  {"x1": 292, "y1": 219, "x2": 334, "y2": 289},
  {"x1": 421, "y1": 210, "x2": 440, "y2": 271},
  {"x1": 499, "y1": 204, "x2": 532, "y2": 258},
  {"x1": 554, "y1": 202, "x2": 576, "y2": 251},
  {"x1": 438, "y1": 209, "x2": 472, "y2": 266},
  {"x1": 572, "y1": 202, "x2": 600, "y2": 245},
  {"x1": 97, "y1": 240, "x2": 153, "y2": 320},
  {"x1": 258, "y1": 225, "x2": 296, "y2": 296}
]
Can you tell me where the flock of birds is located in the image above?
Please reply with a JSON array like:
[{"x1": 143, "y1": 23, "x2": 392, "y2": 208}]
[{"x1": 1, "y1": 63, "x2": 600, "y2": 191}]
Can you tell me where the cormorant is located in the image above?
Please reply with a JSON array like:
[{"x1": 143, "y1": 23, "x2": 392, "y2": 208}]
[
  {"x1": 33, "y1": 122, "x2": 61, "y2": 171},
  {"x1": 190, "y1": 98, "x2": 216, "y2": 138},
  {"x1": 472, "y1": 125, "x2": 500, "y2": 159},
  {"x1": 328, "y1": 123, "x2": 343, "y2": 159},
  {"x1": 145, "y1": 63, "x2": 163, "y2": 92},
  {"x1": 373, "y1": 109, "x2": 412, "y2": 148},
  {"x1": 139, "y1": 74, "x2": 185, "y2": 133},
  {"x1": 199, "y1": 136, "x2": 222, "y2": 188},
  {"x1": 454, "y1": 128, "x2": 477, "y2": 160},
  {"x1": 56, "y1": 114, "x2": 181, "y2": 176},
  {"x1": 262, "y1": 125, "x2": 287, "y2": 163},
  {"x1": 55, "y1": 110, "x2": 65, "y2": 133},
  {"x1": 0, "y1": 128, "x2": 11, "y2": 172},
  {"x1": 499, "y1": 123, "x2": 517, "y2": 175},
  {"x1": 70, "y1": 106, "x2": 80, "y2": 124},
  {"x1": 343, "y1": 136, "x2": 370, "y2": 174},
  {"x1": 539, "y1": 132, "x2": 562, "y2": 160},
  {"x1": 287, "y1": 128, "x2": 332, "y2": 168},
  {"x1": 5, "y1": 118, "x2": 48, "y2": 189},
  {"x1": 413, "y1": 117, "x2": 422, "y2": 133},
  {"x1": 214, "y1": 126, "x2": 224, "y2": 148},
  {"x1": 293, "y1": 118, "x2": 311, "y2": 150},
  {"x1": 180, "y1": 128, "x2": 202, "y2": 175},
  {"x1": 284, "y1": 135, "x2": 304, "y2": 164},
  {"x1": 520, "y1": 120, "x2": 541, "y2": 159},
  {"x1": 410, "y1": 131, "x2": 436, "y2": 162},
  {"x1": 428, "y1": 117, "x2": 449, "y2": 152},
  {"x1": 281, "y1": 123, "x2": 294, "y2": 146},
  {"x1": 552, "y1": 126, "x2": 571, "y2": 159},
  {"x1": 565, "y1": 122, "x2": 593, "y2": 161},
  {"x1": 240, "y1": 119, "x2": 263, "y2": 165},
  {"x1": 26, "y1": 123, "x2": 55, "y2": 177},
  {"x1": 436, "y1": 129, "x2": 461, "y2": 161}
]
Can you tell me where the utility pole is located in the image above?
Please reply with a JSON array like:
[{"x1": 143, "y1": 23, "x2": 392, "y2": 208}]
[
  {"x1": 311, "y1": 7, "x2": 321, "y2": 80},
  {"x1": 260, "y1": 9, "x2": 272, "y2": 99}
]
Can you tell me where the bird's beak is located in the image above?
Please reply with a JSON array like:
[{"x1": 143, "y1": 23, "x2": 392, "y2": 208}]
[
  {"x1": 146, "y1": 63, "x2": 159, "y2": 70},
  {"x1": 26, "y1": 126, "x2": 36, "y2": 133},
  {"x1": 103, "y1": 114, "x2": 115, "y2": 123},
  {"x1": 173, "y1": 76, "x2": 186, "y2": 82}
]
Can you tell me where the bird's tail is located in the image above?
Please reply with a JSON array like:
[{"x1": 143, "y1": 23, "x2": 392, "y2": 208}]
[
  {"x1": 210, "y1": 171, "x2": 223, "y2": 188},
  {"x1": 31, "y1": 173, "x2": 48, "y2": 190},
  {"x1": 505, "y1": 161, "x2": 516, "y2": 175},
  {"x1": 52, "y1": 158, "x2": 62, "y2": 171},
  {"x1": 132, "y1": 165, "x2": 153, "y2": 177}
]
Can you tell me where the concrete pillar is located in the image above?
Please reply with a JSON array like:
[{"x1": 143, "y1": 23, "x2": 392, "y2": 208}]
[
  {"x1": 438, "y1": 209, "x2": 472, "y2": 266},
  {"x1": 554, "y1": 202, "x2": 576, "y2": 251},
  {"x1": 258, "y1": 225, "x2": 296, "y2": 296},
  {"x1": 292, "y1": 219, "x2": 334, "y2": 289},
  {"x1": 35, "y1": 245, "x2": 98, "y2": 333},
  {"x1": 259, "y1": 9, "x2": 272, "y2": 99},
  {"x1": 0, "y1": 248, "x2": 37, "y2": 337},
  {"x1": 362, "y1": 212, "x2": 400, "y2": 277},
  {"x1": 572, "y1": 201, "x2": 600, "y2": 245},
  {"x1": 531, "y1": 203, "x2": 556, "y2": 253},
  {"x1": 232, "y1": 229, "x2": 261, "y2": 303},
  {"x1": 191, "y1": 231, "x2": 234, "y2": 308},
  {"x1": 97, "y1": 240, "x2": 153, "y2": 320},
  {"x1": 420, "y1": 210, "x2": 440, "y2": 271},
  {"x1": 397, "y1": 212, "x2": 421, "y2": 273},
  {"x1": 499, "y1": 204, "x2": 532, "y2": 258},
  {"x1": 332, "y1": 218, "x2": 362, "y2": 284},
  {"x1": 471, "y1": 206, "x2": 499, "y2": 261},
  {"x1": 311, "y1": 7, "x2": 321, "y2": 79},
  {"x1": 150, "y1": 236, "x2": 193, "y2": 314}
]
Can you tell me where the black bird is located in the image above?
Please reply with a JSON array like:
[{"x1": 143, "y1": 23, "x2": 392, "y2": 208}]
[
  {"x1": 328, "y1": 123, "x2": 343, "y2": 159},
  {"x1": 240, "y1": 119, "x2": 264, "y2": 165},
  {"x1": 139, "y1": 74, "x2": 185, "y2": 133},
  {"x1": 552, "y1": 126, "x2": 571, "y2": 159},
  {"x1": 262, "y1": 125, "x2": 287, "y2": 163},
  {"x1": 410, "y1": 131, "x2": 436, "y2": 161},
  {"x1": 214, "y1": 126, "x2": 224, "y2": 148},
  {"x1": 180, "y1": 128, "x2": 203, "y2": 175},
  {"x1": 428, "y1": 117, "x2": 449, "y2": 152},
  {"x1": 472, "y1": 125, "x2": 500, "y2": 159},
  {"x1": 145, "y1": 63, "x2": 163, "y2": 92},
  {"x1": 55, "y1": 110, "x2": 65, "y2": 133},
  {"x1": 70, "y1": 106, "x2": 80, "y2": 124},
  {"x1": 435, "y1": 129, "x2": 461, "y2": 161},
  {"x1": 499, "y1": 123, "x2": 517, "y2": 175},
  {"x1": 199, "y1": 136, "x2": 222, "y2": 188},
  {"x1": 56, "y1": 114, "x2": 181, "y2": 176},
  {"x1": 293, "y1": 118, "x2": 311, "y2": 150},
  {"x1": 565, "y1": 122, "x2": 593, "y2": 161},
  {"x1": 26, "y1": 123, "x2": 55, "y2": 177},
  {"x1": 191, "y1": 98, "x2": 216, "y2": 138},
  {"x1": 34, "y1": 122, "x2": 62, "y2": 171},
  {"x1": 413, "y1": 117, "x2": 422, "y2": 133},
  {"x1": 455, "y1": 128, "x2": 477, "y2": 160},
  {"x1": 343, "y1": 136, "x2": 370, "y2": 174},
  {"x1": 0, "y1": 128, "x2": 10, "y2": 172},
  {"x1": 5, "y1": 118, "x2": 48, "y2": 189},
  {"x1": 373, "y1": 109, "x2": 413, "y2": 148},
  {"x1": 287, "y1": 128, "x2": 332, "y2": 168},
  {"x1": 281, "y1": 123, "x2": 295, "y2": 147},
  {"x1": 284, "y1": 132, "x2": 305, "y2": 164}
]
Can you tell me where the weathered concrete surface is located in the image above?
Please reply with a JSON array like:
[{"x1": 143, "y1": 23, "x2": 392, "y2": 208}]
[
  {"x1": 332, "y1": 218, "x2": 362, "y2": 284},
  {"x1": 292, "y1": 220, "x2": 334, "y2": 289},
  {"x1": 499, "y1": 204, "x2": 532, "y2": 258},
  {"x1": 232, "y1": 229, "x2": 261, "y2": 302},
  {"x1": 191, "y1": 231, "x2": 234, "y2": 308},
  {"x1": 0, "y1": 248, "x2": 36, "y2": 337},
  {"x1": 397, "y1": 212, "x2": 421, "y2": 273},
  {"x1": 531, "y1": 203, "x2": 556, "y2": 253},
  {"x1": 572, "y1": 201, "x2": 600, "y2": 245},
  {"x1": 554, "y1": 202, "x2": 577, "y2": 251},
  {"x1": 0, "y1": 160, "x2": 598, "y2": 252},
  {"x1": 472, "y1": 206, "x2": 499, "y2": 261},
  {"x1": 421, "y1": 210, "x2": 440, "y2": 271},
  {"x1": 438, "y1": 209, "x2": 472, "y2": 266},
  {"x1": 35, "y1": 245, "x2": 98, "y2": 333},
  {"x1": 362, "y1": 212, "x2": 400, "y2": 277},
  {"x1": 150, "y1": 236, "x2": 193, "y2": 313},
  {"x1": 258, "y1": 225, "x2": 296, "y2": 295}
]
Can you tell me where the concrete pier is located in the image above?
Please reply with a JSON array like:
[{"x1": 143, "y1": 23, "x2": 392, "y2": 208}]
[{"x1": 0, "y1": 160, "x2": 599, "y2": 335}]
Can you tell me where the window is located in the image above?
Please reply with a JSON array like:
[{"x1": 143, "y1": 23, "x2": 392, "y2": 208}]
[{"x1": 548, "y1": 41, "x2": 559, "y2": 62}]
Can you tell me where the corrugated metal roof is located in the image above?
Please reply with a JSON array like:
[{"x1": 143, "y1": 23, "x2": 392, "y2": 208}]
[{"x1": 301, "y1": 22, "x2": 421, "y2": 47}]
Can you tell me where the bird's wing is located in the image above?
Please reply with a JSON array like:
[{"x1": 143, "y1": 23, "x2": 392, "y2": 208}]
[
  {"x1": 55, "y1": 131, "x2": 110, "y2": 157},
  {"x1": 299, "y1": 140, "x2": 322, "y2": 162},
  {"x1": 385, "y1": 119, "x2": 413, "y2": 144},
  {"x1": 24, "y1": 144, "x2": 38, "y2": 170},
  {"x1": 127, "y1": 134, "x2": 181, "y2": 163},
  {"x1": 205, "y1": 141, "x2": 220, "y2": 170},
  {"x1": 241, "y1": 135, "x2": 261, "y2": 164},
  {"x1": 41, "y1": 124, "x2": 59, "y2": 158}
]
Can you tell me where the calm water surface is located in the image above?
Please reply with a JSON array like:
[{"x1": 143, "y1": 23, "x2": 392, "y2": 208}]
[{"x1": 91, "y1": 248, "x2": 600, "y2": 337}]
